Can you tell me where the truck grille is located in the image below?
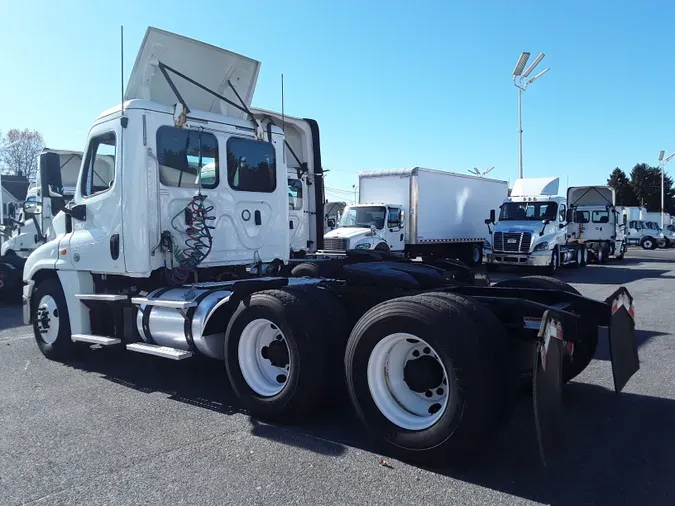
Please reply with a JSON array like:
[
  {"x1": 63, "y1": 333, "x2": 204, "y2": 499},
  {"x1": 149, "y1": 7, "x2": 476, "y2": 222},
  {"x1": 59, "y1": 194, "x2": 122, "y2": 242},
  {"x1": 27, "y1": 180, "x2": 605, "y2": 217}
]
[
  {"x1": 494, "y1": 232, "x2": 532, "y2": 253},
  {"x1": 324, "y1": 238, "x2": 349, "y2": 251}
]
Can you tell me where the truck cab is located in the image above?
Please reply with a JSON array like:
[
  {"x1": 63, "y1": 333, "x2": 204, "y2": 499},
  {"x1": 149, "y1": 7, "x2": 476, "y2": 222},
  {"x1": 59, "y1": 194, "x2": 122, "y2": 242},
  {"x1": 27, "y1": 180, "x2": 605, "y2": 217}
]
[
  {"x1": 1, "y1": 149, "x2": 82, "y2": 259},
  {"x1": 488, "y1": 177, "x2": 582, "y2": 271},
  {"x1": 323, "y1": 203, "x2": 405, "y2": 253}
]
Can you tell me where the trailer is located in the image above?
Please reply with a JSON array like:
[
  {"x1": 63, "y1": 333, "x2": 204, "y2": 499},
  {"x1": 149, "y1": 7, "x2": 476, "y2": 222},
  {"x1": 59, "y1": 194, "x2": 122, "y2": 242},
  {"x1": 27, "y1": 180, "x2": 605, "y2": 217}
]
[
  {"x1": 22, "y1": 27, "x2": 640, "y2": 466},
  {"x1": 321, "y1": 168, "x2": 508, "y2": 266}
]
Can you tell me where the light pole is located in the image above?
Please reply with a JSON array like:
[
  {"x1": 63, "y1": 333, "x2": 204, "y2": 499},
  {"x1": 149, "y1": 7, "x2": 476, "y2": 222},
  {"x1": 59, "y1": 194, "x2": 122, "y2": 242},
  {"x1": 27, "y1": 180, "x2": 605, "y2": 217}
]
[
  {"x1": 657, "y1": 150, "x2": 675, "y2": 230},
  {"x1": 468, "y1": 167, "x2": 495, "y2": 177},
  {"x1": 0, "y1": 140, "x2": 21, "y2": 229},
  {"x1": 512, "y1": 52, "x2": 550, "y2": 179}
]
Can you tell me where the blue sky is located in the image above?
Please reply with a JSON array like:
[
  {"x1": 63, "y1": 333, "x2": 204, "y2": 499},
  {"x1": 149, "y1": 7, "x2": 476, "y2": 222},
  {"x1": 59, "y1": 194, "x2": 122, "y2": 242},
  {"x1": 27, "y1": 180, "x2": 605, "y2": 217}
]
[{"x1": 1, "y1": 0, "x2": 673, "y2": 201}]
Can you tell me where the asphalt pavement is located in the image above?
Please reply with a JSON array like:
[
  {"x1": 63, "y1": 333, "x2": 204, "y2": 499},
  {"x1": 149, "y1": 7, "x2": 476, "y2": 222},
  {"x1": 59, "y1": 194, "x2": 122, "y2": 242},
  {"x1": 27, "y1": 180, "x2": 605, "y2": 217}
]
[{"x1": 1, "y1": 248, "x2": 674, "y2": 506}]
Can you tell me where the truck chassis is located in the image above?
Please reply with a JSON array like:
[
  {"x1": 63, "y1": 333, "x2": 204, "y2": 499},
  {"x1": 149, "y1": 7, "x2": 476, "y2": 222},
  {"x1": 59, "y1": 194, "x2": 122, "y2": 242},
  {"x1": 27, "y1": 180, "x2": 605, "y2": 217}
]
[{"x1": 26, "y1": 256, "x2": 639, "y2": 466}]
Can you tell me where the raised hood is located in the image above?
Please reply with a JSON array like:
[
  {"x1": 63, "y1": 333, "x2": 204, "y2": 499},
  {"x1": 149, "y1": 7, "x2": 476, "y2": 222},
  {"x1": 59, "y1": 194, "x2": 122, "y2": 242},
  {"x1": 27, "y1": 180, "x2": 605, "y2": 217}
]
[
  {"x1": 125, "y1": 27, "x2": 260, "y2": 118},
  {"x1": 567, "y1": 186, "x2": 615, "y2": 207},
  {"x1": 511, "y1": 177, "x2": 559, "y2": 197}
]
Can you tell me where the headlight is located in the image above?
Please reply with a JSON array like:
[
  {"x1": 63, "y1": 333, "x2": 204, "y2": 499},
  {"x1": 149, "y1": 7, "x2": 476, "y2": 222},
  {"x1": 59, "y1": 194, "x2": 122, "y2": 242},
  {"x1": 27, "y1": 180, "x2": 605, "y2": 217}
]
[
  {"x1": 533, "y1": 241, "x2": 549, "y2": 252},
  {"x1": 355, "y1": 243, "x2": 371, "y2": 249}
]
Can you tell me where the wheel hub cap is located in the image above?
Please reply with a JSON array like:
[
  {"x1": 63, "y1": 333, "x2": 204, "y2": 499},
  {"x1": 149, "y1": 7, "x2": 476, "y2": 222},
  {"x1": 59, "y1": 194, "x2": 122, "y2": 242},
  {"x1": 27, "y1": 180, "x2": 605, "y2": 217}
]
[{"x1": 403, "y1": 355, "x2": 443, "y2": 393}]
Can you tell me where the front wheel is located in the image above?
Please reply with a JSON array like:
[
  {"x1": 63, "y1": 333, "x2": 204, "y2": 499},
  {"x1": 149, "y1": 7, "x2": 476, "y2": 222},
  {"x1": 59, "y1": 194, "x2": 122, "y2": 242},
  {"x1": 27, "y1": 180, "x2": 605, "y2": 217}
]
[
  {"x1": 546, "y1": 248, "x2": 558, "y2": 275},
  {"x1": 641, "y1": 237, "x2": 656, "y2": 250},
  {"x1": 31, "y1": 278, "x2": 75, "y2": 361}
]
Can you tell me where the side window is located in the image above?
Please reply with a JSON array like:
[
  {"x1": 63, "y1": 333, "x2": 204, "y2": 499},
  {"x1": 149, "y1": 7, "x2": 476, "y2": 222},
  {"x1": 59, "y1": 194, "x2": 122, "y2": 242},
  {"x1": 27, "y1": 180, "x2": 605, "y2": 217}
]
[
  {"x1": 81, "y1": 132, "x2": 116, "y2": 197},
  {"x1": 157, "y1": 126, "x2": 219, "y2": 189},
  {"x1": 226, "y1": 137, "x2": 276, "y2": 193},
  {"x1": 288, "y1": 178, "x2": 303, "y2": 210},
  {"x1": 592, "y1": 210, "x2": 609, "y2": 223},
  {"x1": 387, "y1": 208, "x2": 400, "y2": 228}
]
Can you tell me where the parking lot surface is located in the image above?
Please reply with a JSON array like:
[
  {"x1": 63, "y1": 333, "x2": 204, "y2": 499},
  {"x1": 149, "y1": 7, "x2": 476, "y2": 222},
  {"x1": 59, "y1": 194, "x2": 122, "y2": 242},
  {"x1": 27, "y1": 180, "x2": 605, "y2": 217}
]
[{"x1": 1, "y1": 248, "x2": 674, "y2": 506}]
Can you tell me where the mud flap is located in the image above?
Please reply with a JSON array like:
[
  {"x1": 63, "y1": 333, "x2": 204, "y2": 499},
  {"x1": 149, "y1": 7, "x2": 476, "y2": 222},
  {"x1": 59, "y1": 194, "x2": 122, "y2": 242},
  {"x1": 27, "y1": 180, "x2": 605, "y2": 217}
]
[
  {"x1": 605, "y1": 288, "x2": 639, "y2": 393},
  {"x1": 532, "y1": 310, "x2": 564, "y2": 467}
]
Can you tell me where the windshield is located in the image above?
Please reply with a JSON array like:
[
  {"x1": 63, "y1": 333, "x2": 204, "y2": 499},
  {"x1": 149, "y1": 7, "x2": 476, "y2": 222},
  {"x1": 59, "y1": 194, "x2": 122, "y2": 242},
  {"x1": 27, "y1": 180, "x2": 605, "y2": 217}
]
[
  {"x1": 499, "y1": 201, "x2": 558, "y2": 221},
  {"x1": 338, "y1": 205, "x2": 386, "y2": 229}
]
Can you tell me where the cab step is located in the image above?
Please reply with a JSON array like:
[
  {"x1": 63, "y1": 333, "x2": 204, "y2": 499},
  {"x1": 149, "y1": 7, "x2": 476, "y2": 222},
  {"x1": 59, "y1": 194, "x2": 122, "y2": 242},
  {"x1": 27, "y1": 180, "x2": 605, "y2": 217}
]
[
  {"x1": 75, "y1": 294, "x2": 128, "y2": 302},
  {"x1": 130, "y1": 297, "x2": 198, "y2": 310},
  {"x1": 125, "y1": 342, "x2": 193, "y2": 360},
  {"x1": 71, "y1": 334, "x2": 122, "y2": 346}
]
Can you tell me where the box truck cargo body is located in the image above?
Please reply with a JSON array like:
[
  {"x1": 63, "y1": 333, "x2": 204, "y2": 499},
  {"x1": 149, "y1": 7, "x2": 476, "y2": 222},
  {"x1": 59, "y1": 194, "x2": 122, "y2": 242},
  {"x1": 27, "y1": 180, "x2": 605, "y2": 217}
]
[{"x1": 322, "y1": 168, "x2": 508, "y2": 264}]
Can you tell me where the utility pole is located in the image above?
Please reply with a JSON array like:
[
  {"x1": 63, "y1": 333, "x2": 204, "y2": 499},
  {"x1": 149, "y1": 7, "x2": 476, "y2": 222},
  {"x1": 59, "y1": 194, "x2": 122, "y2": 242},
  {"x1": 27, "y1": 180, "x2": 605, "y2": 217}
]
[{"x1": 512, "y1": 52, "x2": 550, "y2": 179}]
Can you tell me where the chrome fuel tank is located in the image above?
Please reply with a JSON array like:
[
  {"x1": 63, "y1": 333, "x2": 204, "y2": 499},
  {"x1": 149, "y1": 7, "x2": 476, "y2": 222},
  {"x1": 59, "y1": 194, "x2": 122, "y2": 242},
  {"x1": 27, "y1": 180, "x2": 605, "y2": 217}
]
[{"x1": 135, "y1": 286, "x2": 234, "y2": 360}]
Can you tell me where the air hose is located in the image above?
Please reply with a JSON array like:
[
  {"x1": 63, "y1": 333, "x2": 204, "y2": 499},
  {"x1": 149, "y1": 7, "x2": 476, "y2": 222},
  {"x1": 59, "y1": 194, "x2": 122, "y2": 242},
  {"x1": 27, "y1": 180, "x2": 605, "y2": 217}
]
[{"x1": 169, "y1": 194, "x2": 216, "y2": 284}]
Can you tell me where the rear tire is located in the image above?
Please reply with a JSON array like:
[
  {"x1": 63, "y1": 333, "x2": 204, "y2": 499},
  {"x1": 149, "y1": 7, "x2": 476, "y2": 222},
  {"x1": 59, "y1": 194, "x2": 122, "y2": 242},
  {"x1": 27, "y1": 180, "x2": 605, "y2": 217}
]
[
  {"x1": 31, "y1": 278, "x2": 75, "y2": 361},
  {"x1": 601, "y1": 242, "x2": 610, "y2": 262},
  {"x1": 225, "y1": 289, "x2": 329, "y2": 423},
  {"x1": 573, "y1": 246, "x2": 584, "y2": 268},
  {"x1": 344, "y1": 295, "x2": 503, "y2": 465}
]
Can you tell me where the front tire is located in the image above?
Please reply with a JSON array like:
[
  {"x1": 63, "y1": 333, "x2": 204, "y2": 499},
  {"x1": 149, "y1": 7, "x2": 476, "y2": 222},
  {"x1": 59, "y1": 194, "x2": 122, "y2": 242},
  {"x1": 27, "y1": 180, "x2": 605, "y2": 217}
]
[
  {"x1": 641, "y1": 237, "x2": 656, "y2": 250},
  {"x1": 344, "y1": 295, "x2": 504, "y2": 465},
  {"x1": 546, "y1": 248, "x2": 558, "y2": 275},
  {"x1": 32, "y1": 278, "x2": 74, "y2": 361}
]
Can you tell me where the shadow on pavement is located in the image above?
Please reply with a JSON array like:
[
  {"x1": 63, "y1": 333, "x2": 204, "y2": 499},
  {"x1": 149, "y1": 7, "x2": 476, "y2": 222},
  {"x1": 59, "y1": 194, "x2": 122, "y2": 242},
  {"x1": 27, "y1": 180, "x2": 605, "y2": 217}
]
[
  {"x1": 61, "y1": 345, "x2": 674, "y2": 506},
  {"x1": 558, "y1": 267, "x2": 674, "y2": 285},
  {"x1": 0, "y1": 306, "x2": 26, "y2": 332},
  {"x1": 594, "y1": 329, "x2": 666, "y2": 361},
  {"x1": 437, "y1": 382, "x2": 675, "y2": 506}
]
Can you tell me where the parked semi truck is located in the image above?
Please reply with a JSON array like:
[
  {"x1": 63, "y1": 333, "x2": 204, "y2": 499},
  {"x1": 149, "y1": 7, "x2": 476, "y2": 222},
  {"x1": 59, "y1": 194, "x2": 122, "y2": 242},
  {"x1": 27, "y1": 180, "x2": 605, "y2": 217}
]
[
  {"x1": 567, "y1": 185, "x2": 627, "y2": 262},
  {"x1": 0, "y1": 149, "x2": 83, "y2": 301},
  {"x1": 618, "y1": 206, "x2": 665, "y2": 249},
  {"x1": 321, "y1": 168, "x2": 508, "y2": 265},
  {"x1": 485, "y1": 177, "x2": 587, "y2": 272},
  {"x1": 22, "y1": 27, "x2": 640, "y2": 466}
]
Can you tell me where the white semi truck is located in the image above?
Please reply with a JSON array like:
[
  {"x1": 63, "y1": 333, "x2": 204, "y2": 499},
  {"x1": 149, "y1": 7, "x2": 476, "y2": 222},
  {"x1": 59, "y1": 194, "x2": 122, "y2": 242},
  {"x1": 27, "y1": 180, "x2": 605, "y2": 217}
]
[
  {"x1": 322, "y1": 168, "x2": 508, "y2": 265},
  {"x1": 567, "y1": 185, "x2": 627, "y2": 262},
  {"x1": 1, "y1": 149, "x2": 83, "y2": 259},
  {"x1": 21, "y1": 27, "x2": 640, "y2": 466},
  {"x1": 485, "y1": 177, "x2": 587, "y2": 272},
  {"x1": 618, "y1": 206, "x2": 664, "y2": 249},
  {"x1": 642, "y1": 211, "x2": 672, "y2": 248}
]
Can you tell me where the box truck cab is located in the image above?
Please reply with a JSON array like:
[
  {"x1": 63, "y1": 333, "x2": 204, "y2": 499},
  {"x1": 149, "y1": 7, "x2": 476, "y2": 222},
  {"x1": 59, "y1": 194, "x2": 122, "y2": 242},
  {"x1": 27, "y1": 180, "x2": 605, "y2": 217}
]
[
  {"x1": 487, "y1": 177, "x2": 585, "y2": 272},
  {"x1": 322, "y1": 168, "x2": 508, "y2": 265},
  {"x1": 619, "y1": 206, "x2": 663, "y2": 249},
  {"x1": 642, "y1": 211, "x2": 672, "y2": 248},
  {"x1": 567, "y1": 185, "x2": 627, "y2": 262}
]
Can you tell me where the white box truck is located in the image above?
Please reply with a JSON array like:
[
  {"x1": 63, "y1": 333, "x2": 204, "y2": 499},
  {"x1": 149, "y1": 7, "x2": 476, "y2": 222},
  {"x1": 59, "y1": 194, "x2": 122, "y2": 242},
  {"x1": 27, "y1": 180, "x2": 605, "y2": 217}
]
[
  {"x1": 322, "y1": 168, "x2": 508, "y2": 265},
  {"x1": 641, "y1": 211, "x2": 672, "y2": 248}
]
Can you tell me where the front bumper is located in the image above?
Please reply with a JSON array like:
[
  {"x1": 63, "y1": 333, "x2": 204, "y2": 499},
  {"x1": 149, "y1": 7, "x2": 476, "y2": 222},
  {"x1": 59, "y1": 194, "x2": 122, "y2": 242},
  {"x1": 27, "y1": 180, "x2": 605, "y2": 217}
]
[{"x1": 487, "y1": 250, "x2": 551, "y2": 267}]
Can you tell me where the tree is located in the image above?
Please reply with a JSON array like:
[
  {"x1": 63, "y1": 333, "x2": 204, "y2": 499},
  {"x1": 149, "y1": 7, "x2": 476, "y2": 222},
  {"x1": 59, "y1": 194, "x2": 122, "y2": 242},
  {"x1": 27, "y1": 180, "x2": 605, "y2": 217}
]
[
  {"x1": 628, "y1": 163, "x2": 675, "y2": 213},
  {"x1": 607, "y1": 167, "x2": 637, "y2": 206},
  {"x1": 0, "y1": 129, "x2": 45, "y2": 179}
]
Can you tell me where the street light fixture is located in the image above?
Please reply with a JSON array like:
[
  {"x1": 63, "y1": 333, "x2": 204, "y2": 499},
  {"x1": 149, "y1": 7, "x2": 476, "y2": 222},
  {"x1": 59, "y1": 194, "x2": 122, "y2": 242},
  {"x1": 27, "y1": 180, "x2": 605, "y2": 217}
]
[
  {"x1": 468, "y1": 167, "x2": 495, "y2": 177},
  {"x1": 513, "y1": 52, "x2": 549, "y2": 179},
  {"x1": 658, "y1": 149, "x2": 675, "y2": 230}
]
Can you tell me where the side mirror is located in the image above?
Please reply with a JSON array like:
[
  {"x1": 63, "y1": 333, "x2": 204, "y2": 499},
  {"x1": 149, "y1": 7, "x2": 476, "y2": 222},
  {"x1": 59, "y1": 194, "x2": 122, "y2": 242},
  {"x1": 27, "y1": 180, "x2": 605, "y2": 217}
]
[
  {"x1": 327, "y1": 219, "x2": 336, "y2": 228},
  {"x1": 23, "y1": 199, "x2": 42, "y2": 216},
  {"x1": 489, "y1": 209, "x2": 496, "y2": 223},
  {"x1": 39, "y1": 152, "x2": 63, "y2": 195},
  {"x1": 484, "y1": 218, "x2": 492, "y2": 225},
  {"x1": 566, "y1": 209, "x2": 574, "y2": 223},
  {"x1": 542, "y1": 219, "x2": 551, "y2": 225},
  {"x1": 559, "y1": 223, "x2": 565, "y2": 229}
]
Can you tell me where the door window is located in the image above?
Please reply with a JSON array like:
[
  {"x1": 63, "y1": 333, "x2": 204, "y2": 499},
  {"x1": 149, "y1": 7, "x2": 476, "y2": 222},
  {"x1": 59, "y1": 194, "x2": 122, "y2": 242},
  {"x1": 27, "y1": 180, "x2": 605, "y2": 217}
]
[
  {"x1": 387, "y1": 208, "x2": 401, "y2": 228},
  {"x1": 156, "y1": 127, "x2": 219, "y2": 188},
  {"x1": 288, "y1": 178, "x2": 303, "y2": 210},
  {"x1": 81, "y1": 132, "x2": 116, "y2": 197},
  {"x1": 226, "y1": 137, "x2": 276, "y2": 193}
]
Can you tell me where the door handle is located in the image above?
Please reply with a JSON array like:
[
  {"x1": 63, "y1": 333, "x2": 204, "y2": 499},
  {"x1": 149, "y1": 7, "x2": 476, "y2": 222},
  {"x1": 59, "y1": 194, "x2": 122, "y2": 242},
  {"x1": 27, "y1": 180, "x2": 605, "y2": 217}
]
[
  {"x1": 255, "y1": 210, "x2": 261, "y2": 226},
  {"x1": 110, "y1": 233, "x2": 120, "y2": 260}
]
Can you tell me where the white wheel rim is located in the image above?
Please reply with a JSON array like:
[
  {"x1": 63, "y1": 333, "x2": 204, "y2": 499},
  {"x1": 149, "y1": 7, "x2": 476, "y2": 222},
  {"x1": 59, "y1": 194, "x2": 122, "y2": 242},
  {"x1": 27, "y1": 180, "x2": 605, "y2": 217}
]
[
  {"x1": 238, "y1": 318, "x2": 291, "y2": 397},
  {"x1": 577, "y1": 249, "x2": 582, "y2": 264},
  {"x1": 645, "y1": 240, "x2": 652, "y2": 248},
  {"x1": 36, "y1": 295, "x2": 60, "y2": 345},
  {"x1": 472, "y1": 246, "x2": 480, "y2": 263},
  {"x1": 367, "y1": 333, "x2": 455, "y2": 431}
]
